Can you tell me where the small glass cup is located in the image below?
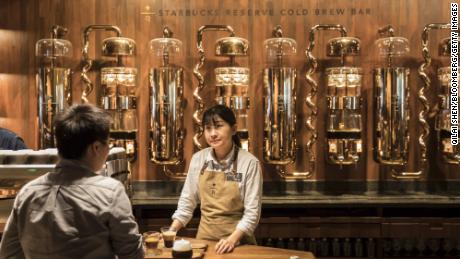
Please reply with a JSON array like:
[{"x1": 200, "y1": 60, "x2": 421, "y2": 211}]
[
  {"x1": 161, "y1": 226, "x2": 177, "y2": 248},
  {"x1": 143, "y1": 231, "x2": 161, "y2": 256}
]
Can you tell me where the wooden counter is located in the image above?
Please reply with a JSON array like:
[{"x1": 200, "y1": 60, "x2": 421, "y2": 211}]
[{"x1": 149, "y1": 238, "x2": 315, "y2": 259}]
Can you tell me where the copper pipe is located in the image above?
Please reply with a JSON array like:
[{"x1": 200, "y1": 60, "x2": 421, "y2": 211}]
[
  {"x1": 301, "y1": 24, "x2": 348, "y2": 179},
  {"x1": 391, "y1": 169, "x2": 422, "y2": 180},
  {"x1": 80, "y1": 25, "x2": 122, "y2": 103},
  {"x1": 193, "y1": 25, "x2": 235, "y2": 150},
  {"x1": 418, "y1": 23, "x2": 450, "y2": 162}
]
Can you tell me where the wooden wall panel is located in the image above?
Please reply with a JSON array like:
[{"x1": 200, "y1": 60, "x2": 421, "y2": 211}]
[
  {"x1": 0, "y1": 0, "x2": 35, "y2": 147},
  {"x1": 0, "y1": 0, "x2": 456, "y2": 183}
]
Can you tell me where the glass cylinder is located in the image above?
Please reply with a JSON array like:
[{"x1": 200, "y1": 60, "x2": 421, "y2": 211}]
[
  {"x1": 373, "y1": 36, "x2": 410, "y2": 165},
  {"x1": 149, "y1": 37, "x2": 184, "y2": 164},
  {"x1": 36, "y1": 38, "x2": 73, "y2": 149},
  {"x1": 374, "y1": 67, "x2": 410, "y2": 164},
  {"x1": 263, "y1": 37, "x2": 297, "y2": 164}
]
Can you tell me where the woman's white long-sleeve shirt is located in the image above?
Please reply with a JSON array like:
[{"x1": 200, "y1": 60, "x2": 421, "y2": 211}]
[{"x1": 172, "y1": 146, "x2": 263, "y2": 235}]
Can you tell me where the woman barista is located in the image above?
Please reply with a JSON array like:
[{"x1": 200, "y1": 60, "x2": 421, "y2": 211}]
[{"x1": 170, "y1": 104, "x2": 262, "y2": 254}]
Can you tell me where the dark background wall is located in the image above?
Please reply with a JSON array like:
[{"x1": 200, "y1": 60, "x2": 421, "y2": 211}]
[{"x1": 0, "y1": 0, "x2": 455, "y2": 183}]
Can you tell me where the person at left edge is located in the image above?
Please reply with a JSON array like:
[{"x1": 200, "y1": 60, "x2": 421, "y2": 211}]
[{"x1": 0, "y1": 127, "x2": 27, "y2": 150}]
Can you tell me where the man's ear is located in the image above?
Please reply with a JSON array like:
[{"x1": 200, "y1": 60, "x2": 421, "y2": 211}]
[
  {"x1": 94, "y1": 141, "x2": 105, "y2": 152},
  {"x1": 88, "y1": 141, "x2": 99, "y2": 154}
]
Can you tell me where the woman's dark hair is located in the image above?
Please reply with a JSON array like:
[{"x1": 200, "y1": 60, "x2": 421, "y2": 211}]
[
  {"x1": 54, "y1": 104, "x2": 111, "y2": 159},
  {"x1": 202, "y1": 104, "x2": 241, "y2": 148}
]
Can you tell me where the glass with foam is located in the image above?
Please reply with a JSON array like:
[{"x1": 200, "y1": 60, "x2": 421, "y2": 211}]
[
  {"x1": 172, "y1": 239, "x2": 192, "y2": 259},
  {"x1": 143, "y1": 231, "x2": 161, "y2": 256},
  {"x1": 161, "y1": 226, "x2": 177, "y2": 248}
]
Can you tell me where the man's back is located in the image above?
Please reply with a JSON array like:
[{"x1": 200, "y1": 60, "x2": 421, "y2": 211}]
[{"x1": 0, "y1": 159, "x2": 143, "y2": 259}]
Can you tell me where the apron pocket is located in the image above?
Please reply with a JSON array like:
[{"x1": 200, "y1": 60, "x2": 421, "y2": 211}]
[{"x1": 196, "y1": 222, "x2": 236, "y2": 241}]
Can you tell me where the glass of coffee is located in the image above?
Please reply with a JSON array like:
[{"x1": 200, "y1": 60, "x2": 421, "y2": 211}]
[
  {"x1": 161, "y1": 226, "x2": 177, "y2": 248},
  {"x1": 172, "y1": 239, "x2": 193, "y2": 259},
  {"x1": 143, "y1": 231, "x2": 161, "y2": 256}
]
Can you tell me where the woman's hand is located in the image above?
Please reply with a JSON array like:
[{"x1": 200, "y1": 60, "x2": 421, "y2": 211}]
[
  {"x1": 170, "y1": 220, "x2": 183, "y2": 232},
  {"x1": 214, "y1": 229, "x2": 245, "y2": 254},
  {"x1": 215, "y1": 238, "x2": 237, "y2": 254}
]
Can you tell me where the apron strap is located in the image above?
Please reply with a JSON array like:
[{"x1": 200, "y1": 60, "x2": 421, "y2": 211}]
[
  {"x1": 231, "y1": 146, "x2": 239, "y2": 175},
  {"x1": 200, "y1": 161, "x2": 209, "y2": 175}
]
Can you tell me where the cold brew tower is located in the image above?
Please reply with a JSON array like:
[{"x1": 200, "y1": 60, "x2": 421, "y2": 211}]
[
  {"x1": 263, "y1": 25, "x2": 297, "y2": 165},
  {"x1": 419, "y1": 23, "x2": 459, "y2": 164},
  {"x1": 306, "y1": 24, "x2": 363, "y2": 173},
  {"x1": 149, "y1": 27, "x2": 186, "y2": 178},
  {"x1": 326, "y1": 66, "x2": 363, "y2": 166},
  {"x1": 36, "y1": 25, "x2": 73, "y2": 148},
  {"x1": 81, "y1": 25, "x2": 137, "y2": 161},
  {"x1": 325, "y1": 31, "x2": 362, "y2": 165},
  {"x1": 193, "y1": 25, "x2": 250, "y2": 150},
  {"x1": 374, "y1": 25, "x2": 421, "y2": 178}
]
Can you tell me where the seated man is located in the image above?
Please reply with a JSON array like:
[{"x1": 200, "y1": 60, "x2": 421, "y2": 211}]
[
  {"x1": 0, "y1": 104, "x2": 144, "y2": 259},
  {"x1": 0, "y1": 127, "x2": 27, "y2": 150}
]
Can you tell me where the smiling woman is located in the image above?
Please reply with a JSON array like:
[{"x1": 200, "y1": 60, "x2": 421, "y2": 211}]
[
  {"x1": 202, "y1": 105, "x2": 240, "y2": 160},
  {"x1": 169, "y1": 104, "x2": 263, "y2": 254}
]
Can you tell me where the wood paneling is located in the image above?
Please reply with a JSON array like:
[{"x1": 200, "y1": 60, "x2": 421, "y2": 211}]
[{"x1": 0, "y1": 0, "x2": 456, "y2": 183}]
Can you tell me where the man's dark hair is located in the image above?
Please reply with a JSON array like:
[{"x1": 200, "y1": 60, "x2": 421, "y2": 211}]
[{"x1": 54, "y1": 104, "x2": 111, "y2": 159}]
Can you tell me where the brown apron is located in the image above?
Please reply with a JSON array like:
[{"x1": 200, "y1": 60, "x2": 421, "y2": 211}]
[{"x1": 196, "y1": 148, "x2": 256, "y2": 245}]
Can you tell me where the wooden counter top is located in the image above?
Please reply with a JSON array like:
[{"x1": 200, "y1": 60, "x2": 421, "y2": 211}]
[{"x1": 150, "y1": 238, "x2": 315, "y2": 259}]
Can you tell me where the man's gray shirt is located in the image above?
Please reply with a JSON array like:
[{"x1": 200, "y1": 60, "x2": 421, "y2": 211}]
[{"x1": 0, "y1": 159, "x2": 144, "y2": 259}]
